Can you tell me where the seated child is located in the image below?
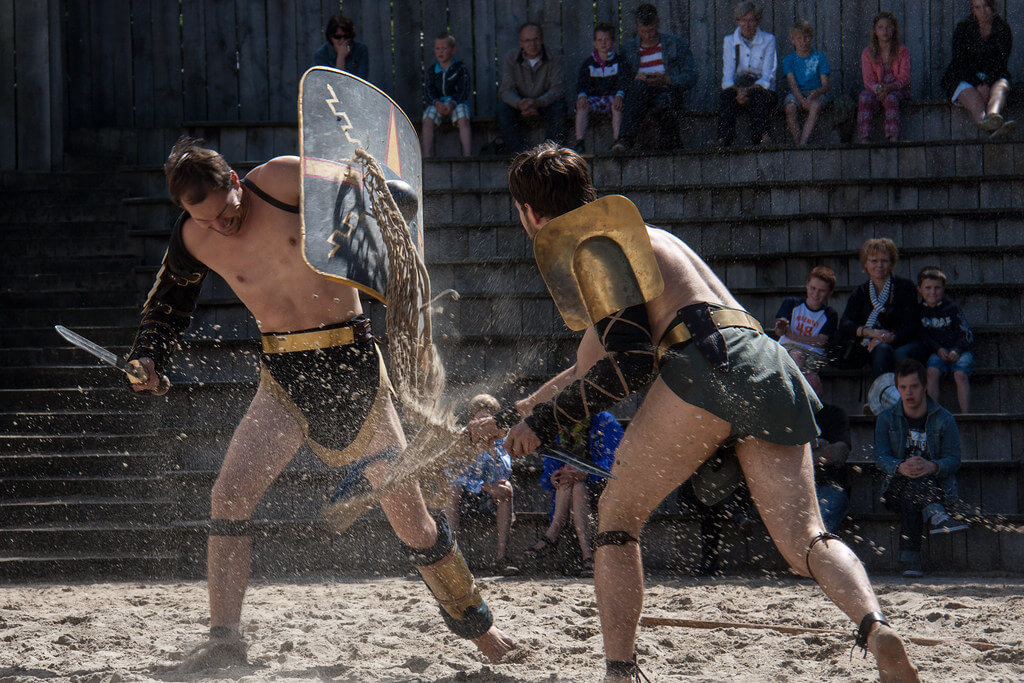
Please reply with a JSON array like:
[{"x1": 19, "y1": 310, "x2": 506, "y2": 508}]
[
  {"x1": 917, "y1": 266, "x2": 974, "y2": 413},
  {"x1": 421, "y1": 31, "x2": 472, "y2": 157},
  {"x1": 443, "y1": 394, "x2": 517, "y2": 574},
  {"x1": 773, "y1": 265, "x2": 838, "y2": 397},
  {"x1": 524, "y1": 411, "x2": 622, "y2": 577},
  {"x1": 572, "y1": 22, "x2": 632, "y2": 153},
  {"x1": 782, "y1": 18, "x2": 831, "y2": 146}
]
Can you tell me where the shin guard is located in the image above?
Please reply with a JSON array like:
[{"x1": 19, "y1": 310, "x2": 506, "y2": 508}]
[{"x1": 401, "y1": 515, "x2": 493, "y2": 639}]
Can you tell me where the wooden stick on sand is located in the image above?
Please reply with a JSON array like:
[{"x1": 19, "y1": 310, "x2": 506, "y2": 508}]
[{"x1": 640, "y1": 616, "x2": 1005, "y2": 652}]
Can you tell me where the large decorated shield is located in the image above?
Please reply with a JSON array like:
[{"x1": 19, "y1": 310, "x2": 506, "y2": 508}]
[{"x1": 298, "y1": 67, "x2": 423, "y2": 303}]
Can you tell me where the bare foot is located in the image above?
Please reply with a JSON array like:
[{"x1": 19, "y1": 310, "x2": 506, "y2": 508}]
[
  {"x1": 471, "y1": 625, "x2": 515, "y2": 662},
  {"x1": 869, "y1": 623, "x2": 920, "y2": 682}
]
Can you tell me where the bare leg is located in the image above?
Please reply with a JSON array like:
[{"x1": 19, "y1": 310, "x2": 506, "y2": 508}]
[
  {"x1": 457, "y1": 117, "x2": 472, "y2": 157},
  {"x1": 444, "y1": 485, "x2": 462, "y2": 538},
  {"x1": 785, "y1": 103, "x2": 801, "y2": 144},
  {"x1": 926, "y1": 367, "x2": 941, "y2": 403},
  {"x1": 800, "y1": 100, "x2": 824, "y2": 145},
  {"x1": 570, "y1": 481, "x2": 594, "y2": 561},
  {"x1": 575, "y1": 103, "x2": 589, "y2": 141},
  {"x1": 736, "y1": 439, "x2": 919, "y2": 682},
  {"x1": 421, "y1": 118, "x2": 435, "y2": 157},
  {"x1": 209, "y1": 384, "x2": 305, "y2": 630},
  {"x1": 548, "y1": 483, "x2": 572, "y2": 538},
  {"x1": 955, "y1": 87, "x2": 987, "y2": 126},
  {"x1": 482, "y1": 480, "x2": 514, "y2": 561},
  {"x1": 595, "y1": 379, "x2": 730, "y2": 679},
  {"x1": 954, "y1": 371, "x2": 970, "y2": 413},
  {"x1": 363, "y1": 399, "x2": 514, "y2": 662},
  {"x1": 611, "y1": 107, "x2": 623, "y2": 140}
]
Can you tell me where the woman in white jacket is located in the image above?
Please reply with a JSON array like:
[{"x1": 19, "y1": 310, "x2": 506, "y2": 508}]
[{"x1": 715, "y1": 1, "x2": 777, "y2": 147}]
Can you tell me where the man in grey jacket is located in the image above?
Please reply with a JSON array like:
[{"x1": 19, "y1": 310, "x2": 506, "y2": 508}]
[
  {"x1": 497, "y1": 23, "x2": 567, "y2": 155},
  {"x1": 875, "y1": 359, "x2": 968, "y2": 578}
]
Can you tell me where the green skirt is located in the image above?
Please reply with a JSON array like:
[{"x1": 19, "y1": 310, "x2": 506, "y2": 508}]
[{"x1": 658, "y1": 327, "x2": 822, "y2": 446}]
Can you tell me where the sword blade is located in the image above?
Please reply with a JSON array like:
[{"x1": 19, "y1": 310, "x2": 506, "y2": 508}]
[
  {"x1": 54, "y1": 325, "x2": 124, "y2": 370},
  {"x1": 539, "y1": 447, "x2": 616, "y2": 480}
]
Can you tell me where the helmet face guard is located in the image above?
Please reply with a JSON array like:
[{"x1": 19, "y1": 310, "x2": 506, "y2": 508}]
[{"x1": 534, "y1": 195, "x2": 665, "y2": 331}]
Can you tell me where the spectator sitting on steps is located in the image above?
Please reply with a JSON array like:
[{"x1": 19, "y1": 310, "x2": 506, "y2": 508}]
[
  {"x1": 572, "y1": 23, "x2": 633, "y2": 154},
  {"x1": 497, "y1": 22, "x2": 566, "y2": 156},
  {"x1": 612, "y1": 3, "x2": 697, "y2": 152},
  {"x1": 714, "y1": 1, "x2": 777, "y2": 148},
  {"x1": 421, "y1": 31, "x2": 473, "y2": 158},
  {"x1": 857, "y1": 12, "x2": 911, "y2": 143},
  {"x1": 874, "y1": 359, "x2": 968, "y2": 579},
  {"x1": 782, "y1": 18, "x2": 831, "y2": 146},
  {"x1": 313, "y1": 14, "x2": 369, "y2": 81},
  {"x1": 773, "y1": 265, "x2": 838, "y2": 398},
  {"x1": 917, "y1": 266, "x2": 975, "y2": 414}
]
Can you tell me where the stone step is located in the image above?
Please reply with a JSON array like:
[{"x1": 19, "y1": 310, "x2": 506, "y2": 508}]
[
  {"x1": 0, "y1": 324, "x2": 130, "y2": 349},
  {"x1": 0, "y1": 411, "x2": 148, "y2": 435},
  {"x1": 0, "y1": 386, "x2": 143, "y2": 411},
  {"x1": 0, "y1": 475, "x2": 164, "y2": 499},
  {"x1": 846, "y1": 414, "x2": 1023, "y2": 464},
  {"x1": 164, "y1": 468, "x2": 343, "y2": 521},
  {"x1": 0, "y1": 188, "x2": 125, "y2": 209},
  {"x1": 0, "y1": 202, "x2": 127, "y2": 224},
  {"x1": 0, "y1": 522, "x2": 172, "y2": 554},
  {"x1": 0, "y1": 170, "x2": 121, "y2": 191},
  {"x1": 0, "y1": 452, "x2": 163, "y2": 477},
  {"x1": 0, "y1": 290, "x2": 134, "y2": 310},
  {"x1": 0, "y1": 220, "x2": 132, "y2": 240},
  {"x1": 0, "y1": 237, "x2": 138, "y2": 259},
  {"x1": 0, "y1": 498, "x2": 172, "y2": 526},
  {"x1": 0, "y1": 306, "x2": 139, "y2": 329},
  {"x1": 1, "y1": 271, "x2": 141, "y2": 293},
  {"x1": 0, "y1": 254, "x2": 139, "y2": 277},
  {"x1": 0, "y1": 551, "x2": 180, "y2": 581},
  {"x1": 0, "y1": 433, "x2": 158, "y2": 454}
]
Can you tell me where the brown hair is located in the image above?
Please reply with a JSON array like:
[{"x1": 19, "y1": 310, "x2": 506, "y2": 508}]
[
  {"x1": 636, "y1": 3, "x2": 659, "y2": 26},
  {"x1": 594, "y1": 22, "x2": 616, "y2": 41},
  {"x1": 869, "y1": 11, "x2": 900, "y2": 59},
  {"x1": 895, "y1": 358, "x2": 926, "y2": 386},
  {"x1": 325, "y1": 14, "x2": 355, "y2": 42},
  {"x1": 466, "y1": 393, "x2": 501, "y2": 420},
  {"x1": 859, "y1": 237, "x2": 899, "y2": 269},
  {"x1": 164, "y1": 136, "x2": 233, "y2": 208},
  {"x1": 508, "y1": 142, "x2": 597, "y2": 219},
  {"x1": 917, "y1": 265, "x2": 947, "y2": 286},
  {"x1": 807, "y1": 265, "x2": 836, "y2": 291},
  {"x1": 791, "y1": 18, "x2": 813, "y2": 37},
  {"x1": 436, "y1": 30, "x2": 456, "y2": 48}
]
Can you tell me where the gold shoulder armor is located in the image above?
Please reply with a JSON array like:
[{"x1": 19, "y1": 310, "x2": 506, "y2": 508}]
[{"x1": 534, "y1": 195, "x2": 665, "y2": 331}]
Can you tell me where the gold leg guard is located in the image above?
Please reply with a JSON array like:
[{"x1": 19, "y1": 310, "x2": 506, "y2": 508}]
[{"x1": 414, "y1": 544, "x2": 493, "y2": 639}]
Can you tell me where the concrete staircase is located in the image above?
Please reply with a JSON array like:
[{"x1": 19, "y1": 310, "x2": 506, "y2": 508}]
[{"x1": 0, "y1": 166, "x2": 181, "y2": 580}]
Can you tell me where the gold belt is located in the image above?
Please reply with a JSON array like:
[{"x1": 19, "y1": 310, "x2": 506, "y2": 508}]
[
  {"x1": 262, "y1": 326, "x2": 358, "y2": 354},
  {"x1": 656, "y1": 309, "x2": 764, "y2": 363}
]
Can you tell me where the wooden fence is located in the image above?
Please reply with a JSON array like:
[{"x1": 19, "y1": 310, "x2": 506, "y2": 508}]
[{"x1": 2, "y1": 1, "x2": 1024, "y2": 169}]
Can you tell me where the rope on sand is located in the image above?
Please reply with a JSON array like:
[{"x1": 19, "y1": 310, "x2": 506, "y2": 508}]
[{"x1": 323, "y1": 148, "x2": 479, "y2": 532}]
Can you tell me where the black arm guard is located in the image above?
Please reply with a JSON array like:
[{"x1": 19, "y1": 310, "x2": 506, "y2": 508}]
[
  {"x1": 127, "y1": 213, "x2": 208, "y2": 375},
  {"x1": 525, "y1": 304, "x2": 656, "y2": 445}
]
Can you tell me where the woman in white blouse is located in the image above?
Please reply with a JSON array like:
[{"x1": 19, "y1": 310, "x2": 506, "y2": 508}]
[{"x1": 715, "y1": 1, "x2": 778, "y2": 147}]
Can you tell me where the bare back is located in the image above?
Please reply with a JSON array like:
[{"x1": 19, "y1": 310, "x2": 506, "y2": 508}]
[
  {"x1": 644, "y1": 227, "x2": 742, "y2": 342},
  {"x1": 181, "y1": 156, "x2": 363, "y2": 333}
]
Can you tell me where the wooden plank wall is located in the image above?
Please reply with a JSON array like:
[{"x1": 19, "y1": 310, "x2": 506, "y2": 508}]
[{"x1": 40, "y1": 1, "x2": 1024, "y2": 130}]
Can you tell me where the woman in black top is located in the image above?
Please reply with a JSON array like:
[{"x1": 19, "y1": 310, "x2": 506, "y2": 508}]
[
  {"x1": 837, "y1": 238, "x2": 920, "y2": 378},
  {"x1": 941, "y1": 0, "x2": 1014, "y2": 138}
]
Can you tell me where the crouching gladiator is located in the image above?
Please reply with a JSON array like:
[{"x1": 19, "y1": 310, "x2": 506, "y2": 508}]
[
  {"x1": 469, "y1": 143, "x2": 919, "y2": 682},
  {"x1": 128, "y1": 137, "x2": 512, "y2": 671}
]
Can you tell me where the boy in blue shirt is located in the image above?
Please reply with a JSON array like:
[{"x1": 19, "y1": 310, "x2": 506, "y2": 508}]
[
  {"x1": 422, "y1": 31, "x2": 472, "y2": 157},
  {"x1": 917, "y1": 267, "x2": 975, "y2": 413},
  {"x1": 782, "y1": 19, "x2": 831, "y2": 146}
]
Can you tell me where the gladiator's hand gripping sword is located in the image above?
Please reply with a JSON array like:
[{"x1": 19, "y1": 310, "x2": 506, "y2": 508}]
[
  {"x1": 538, "y1": 446, "x2": 616, "y2": 480},
  {"x1": 54, "y1": 325, "x2": 171, "y2": 396}
]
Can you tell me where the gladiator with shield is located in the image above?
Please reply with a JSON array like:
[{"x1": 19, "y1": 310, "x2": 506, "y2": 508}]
[
  {"x1": 469, "y1": 143, "x2": 919, "y2": 682},
  {"x1": 127, "y1": 68, "x2": 513, "y2": 671}
]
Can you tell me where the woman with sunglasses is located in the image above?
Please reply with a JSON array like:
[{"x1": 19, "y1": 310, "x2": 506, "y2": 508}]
[{"x1": 313, "y1": 14, "x2": 369, "y2": 81}]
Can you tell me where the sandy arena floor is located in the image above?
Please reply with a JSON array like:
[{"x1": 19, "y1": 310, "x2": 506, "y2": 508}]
[{"x1": 0, "y1": 575, "x2": 1022, "y2": 681}]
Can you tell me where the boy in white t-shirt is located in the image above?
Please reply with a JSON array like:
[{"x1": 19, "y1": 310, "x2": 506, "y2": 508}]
[{"x1": 773, "y1": 266, "x2": 839, "y2": 396}]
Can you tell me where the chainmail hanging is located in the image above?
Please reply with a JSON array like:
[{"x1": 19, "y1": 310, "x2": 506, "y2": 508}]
[{"x1": 324, "y1": 149, "x2": 478, "y2": 532}]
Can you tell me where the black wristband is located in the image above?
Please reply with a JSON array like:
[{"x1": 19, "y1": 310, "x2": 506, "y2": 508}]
[
  {"x1": 524, "y1": 404, "x2": 560, "y2": 446},
  {"x1": 493, "y1": 405, "x2": 521, "y2": 431}
]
